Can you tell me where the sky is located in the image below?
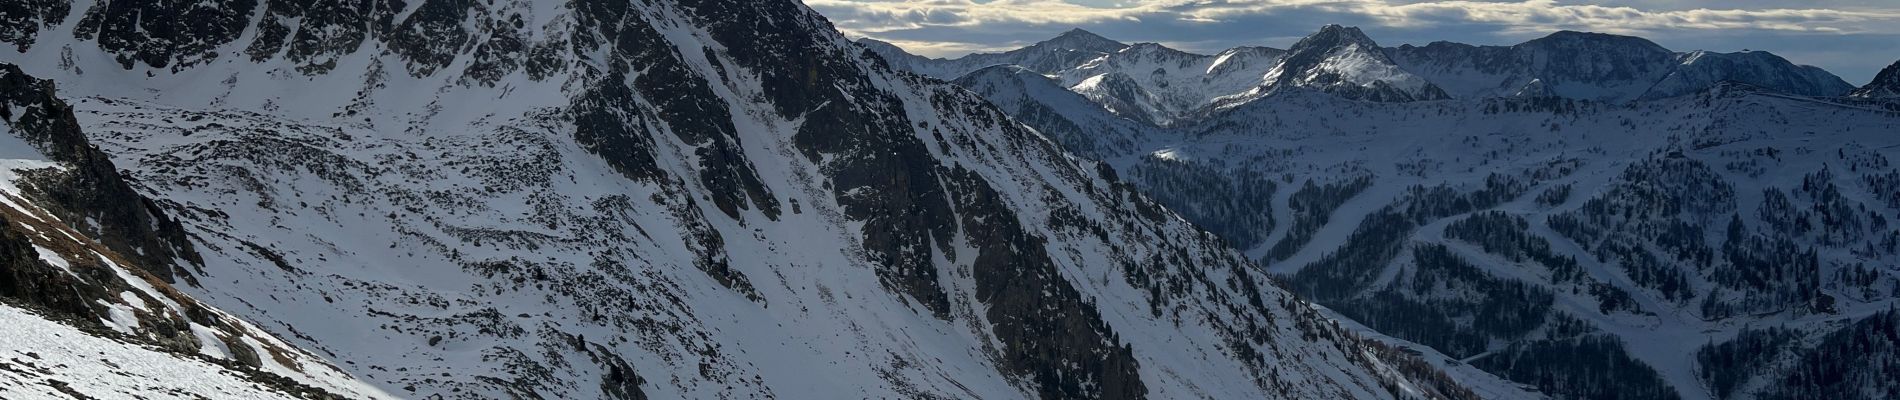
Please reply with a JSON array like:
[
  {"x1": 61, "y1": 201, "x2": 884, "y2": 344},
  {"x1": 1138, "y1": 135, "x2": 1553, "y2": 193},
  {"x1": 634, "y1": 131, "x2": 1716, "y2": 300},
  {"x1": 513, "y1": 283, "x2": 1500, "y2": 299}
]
[{"x1": 806, "y1": 0, "x2": 1900, "y2": 84}]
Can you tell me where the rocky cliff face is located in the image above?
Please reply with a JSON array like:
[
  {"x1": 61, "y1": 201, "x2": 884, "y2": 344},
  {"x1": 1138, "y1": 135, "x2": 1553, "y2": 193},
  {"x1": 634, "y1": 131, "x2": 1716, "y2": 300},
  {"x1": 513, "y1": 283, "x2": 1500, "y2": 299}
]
[
  {"x1": 0, "y1": 63, "x2": 201, "y2": 284},
  {"x1": 1851, "y1": 59, "x2": 1900, "y2": 99},
  {"x1": 0, "y1": 1, "x2": 1467, "y2": 399}
]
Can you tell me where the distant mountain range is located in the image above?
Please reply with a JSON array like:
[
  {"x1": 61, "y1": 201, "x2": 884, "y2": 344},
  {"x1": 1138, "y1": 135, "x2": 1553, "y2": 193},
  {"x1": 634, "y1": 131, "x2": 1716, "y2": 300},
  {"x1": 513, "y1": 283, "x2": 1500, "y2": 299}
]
[{"x1": 862, "y1": 25, "x2": 1868, "y2": 124}]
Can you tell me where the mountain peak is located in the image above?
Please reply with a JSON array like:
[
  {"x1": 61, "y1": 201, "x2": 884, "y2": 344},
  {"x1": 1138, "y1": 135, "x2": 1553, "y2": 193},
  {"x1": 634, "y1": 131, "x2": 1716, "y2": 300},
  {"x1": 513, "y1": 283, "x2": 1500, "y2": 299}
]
[
  {"x1": 1304, "y1": 24, "x2": 1378, "y2": 48},
  {"x1": 1852, "y1": 59, "x2": 1900, "y2": 98},
  {"x1": 1521, "y1": 30, "x2": 1669, "y2": 55},
  {"x1": 1037, "y1": 28, "x2": 1129, "y2": 53},
  {"x1": 1058, "y1": 27, "x2": 1104, "y2": 39},
  {"x1": 1258, "y1": 24, "x2": 1446, "y2": 102},
  {"x1": 1281, "y1": 24, "x2": 1387, "y2": 65}
]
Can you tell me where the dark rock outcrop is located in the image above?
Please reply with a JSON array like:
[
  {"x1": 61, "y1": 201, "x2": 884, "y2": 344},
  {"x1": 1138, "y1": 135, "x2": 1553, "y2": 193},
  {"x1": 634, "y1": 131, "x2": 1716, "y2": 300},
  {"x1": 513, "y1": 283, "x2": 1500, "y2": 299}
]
[
  {"x1": 1851, "y1": 60, "x2": 1900, "y2": 99},
  {"x1": 0, "y1": 0, "x2": 68, "y2": 52},
  {"x1": 0, "y1": 63, "x2": 203, "y2": 284}
]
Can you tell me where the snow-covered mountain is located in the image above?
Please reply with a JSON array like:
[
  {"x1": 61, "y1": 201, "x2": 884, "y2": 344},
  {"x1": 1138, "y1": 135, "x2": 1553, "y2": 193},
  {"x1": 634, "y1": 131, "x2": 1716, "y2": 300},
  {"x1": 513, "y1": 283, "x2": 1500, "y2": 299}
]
[
  {"x1": 1851, "y1": 60, "x2": 1900, "y2": 99},
  {"x1": 952, "y1": 65, "x2": 1153, "y2": 160},
  {"x1": 1645, "y1": 50, "x2": 1853, "y2": 99},
  {"x1": 861, "y1": 28, "x2": 1130, "y2": 80},
  {"x1": 1056, "y1": 44, "x2": 1287, "y2": 125},
  {"x1": 863, "y1": 30, "x2": 1295, "y2": 125},
  {"x1": 0, "y1": 0, "x2": 1482, "y2": 399},
  {"x1": 1388, "y1": 31, "x2": 1679, "y2": 101},
  {"x1": 869, "y1": 26, "x2": 1858, "y2": 123},
  {"x1": 1389, "y1": 31, "x2": 1856, "y2": 102},
  {"x1": 1242, "y1": 25, "x2": 1448, "y2": 104}
]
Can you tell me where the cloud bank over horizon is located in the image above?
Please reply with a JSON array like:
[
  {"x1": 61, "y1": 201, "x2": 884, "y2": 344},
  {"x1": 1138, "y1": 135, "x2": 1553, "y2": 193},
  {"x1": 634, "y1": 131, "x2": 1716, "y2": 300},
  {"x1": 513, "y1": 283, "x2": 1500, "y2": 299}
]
[{"x1": 807, "y1": 0, "x2": 1900, "y2": 84}]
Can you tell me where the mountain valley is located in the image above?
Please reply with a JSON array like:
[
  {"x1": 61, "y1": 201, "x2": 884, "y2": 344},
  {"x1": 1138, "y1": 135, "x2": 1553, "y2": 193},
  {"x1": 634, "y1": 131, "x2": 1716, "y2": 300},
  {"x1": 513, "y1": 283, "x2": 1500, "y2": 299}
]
[{"x1": 879, "y1": 25, "x2": 1900, "y2": 400}]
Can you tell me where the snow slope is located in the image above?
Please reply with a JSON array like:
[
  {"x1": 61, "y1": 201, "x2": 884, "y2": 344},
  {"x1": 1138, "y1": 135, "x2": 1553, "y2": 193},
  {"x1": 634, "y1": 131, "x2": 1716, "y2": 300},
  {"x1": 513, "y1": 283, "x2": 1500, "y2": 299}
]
[
  {"x1": 0, "y1": 0, "x2": 1473, "y2": 398},
  {"x1": 1056, "y1": 44, "x2": 1286, "y2": 125},
  {"x1": 0, "y1": 63, "x2": 391, "y2": 399},
  {"x1": 0, "y1": 303, "x2": 355, "y2": 399}
]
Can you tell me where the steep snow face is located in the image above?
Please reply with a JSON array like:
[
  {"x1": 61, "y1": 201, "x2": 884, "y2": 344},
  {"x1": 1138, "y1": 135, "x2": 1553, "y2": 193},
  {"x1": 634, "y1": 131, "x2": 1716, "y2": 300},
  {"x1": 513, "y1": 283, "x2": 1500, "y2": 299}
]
[
  {"x1": 1390, "y1": 31, "x2": 1855, "y2": 102},
  {"x1": 976, "y1": 78, "x2": 1900, "y2": 400},
  {"x1": 1058, "y1": 43, "x2": 1286, "y2": 125},
  {"x1": 1, "y1": 0, "x2": 1469, "y2": 399},
  {"x1": 1851, "y1": 60, "x2": 1900, "y2": 99},
  {"x1": 1068, "y1": 70, "x2": 1161, "y2": 125},
  {"x1": 954, "y1": 65, "x2": 1155, "y2": 160},
  {"x1": 1246, "y1": 25, "x2": 1448, "y2": 104}
]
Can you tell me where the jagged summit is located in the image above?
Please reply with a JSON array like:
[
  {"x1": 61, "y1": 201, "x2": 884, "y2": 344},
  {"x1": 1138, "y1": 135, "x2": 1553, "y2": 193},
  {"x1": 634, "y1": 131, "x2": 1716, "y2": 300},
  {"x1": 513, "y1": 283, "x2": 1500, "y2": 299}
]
[
  {"x1": 1851, "y1": 59, "x2": 1900, "y2": 98},
  {"x1": 1254, "y1": 24, "x2": 1446, "y2": 102},
  {"x1": 1303, "y1": 24, "x2": 1381, "y2": 49}
]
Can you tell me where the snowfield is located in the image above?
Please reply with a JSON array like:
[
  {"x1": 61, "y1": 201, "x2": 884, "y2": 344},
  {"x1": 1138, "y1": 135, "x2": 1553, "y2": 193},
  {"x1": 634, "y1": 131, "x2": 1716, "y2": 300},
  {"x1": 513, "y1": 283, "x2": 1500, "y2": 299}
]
[{"x1": 0, "y1": 303, "x2": 391, "y2": 399}]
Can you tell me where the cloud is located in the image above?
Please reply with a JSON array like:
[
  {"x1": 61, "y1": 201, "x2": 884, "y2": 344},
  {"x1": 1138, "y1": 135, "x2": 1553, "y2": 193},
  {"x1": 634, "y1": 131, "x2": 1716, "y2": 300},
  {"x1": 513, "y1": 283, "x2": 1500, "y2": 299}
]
[
  {"x1": 812, "y1": 0, "x2": 1900, "y2": 35},
  {"x1": 805, "y1": 0, "x2": 1157, "y2": 33},
  {"x1": 1355, "y1": 0, "x2": 1900, "y2": 34},
  {"x1": 809, "y1": 0, "x2": 1900, "y2": 83}
]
